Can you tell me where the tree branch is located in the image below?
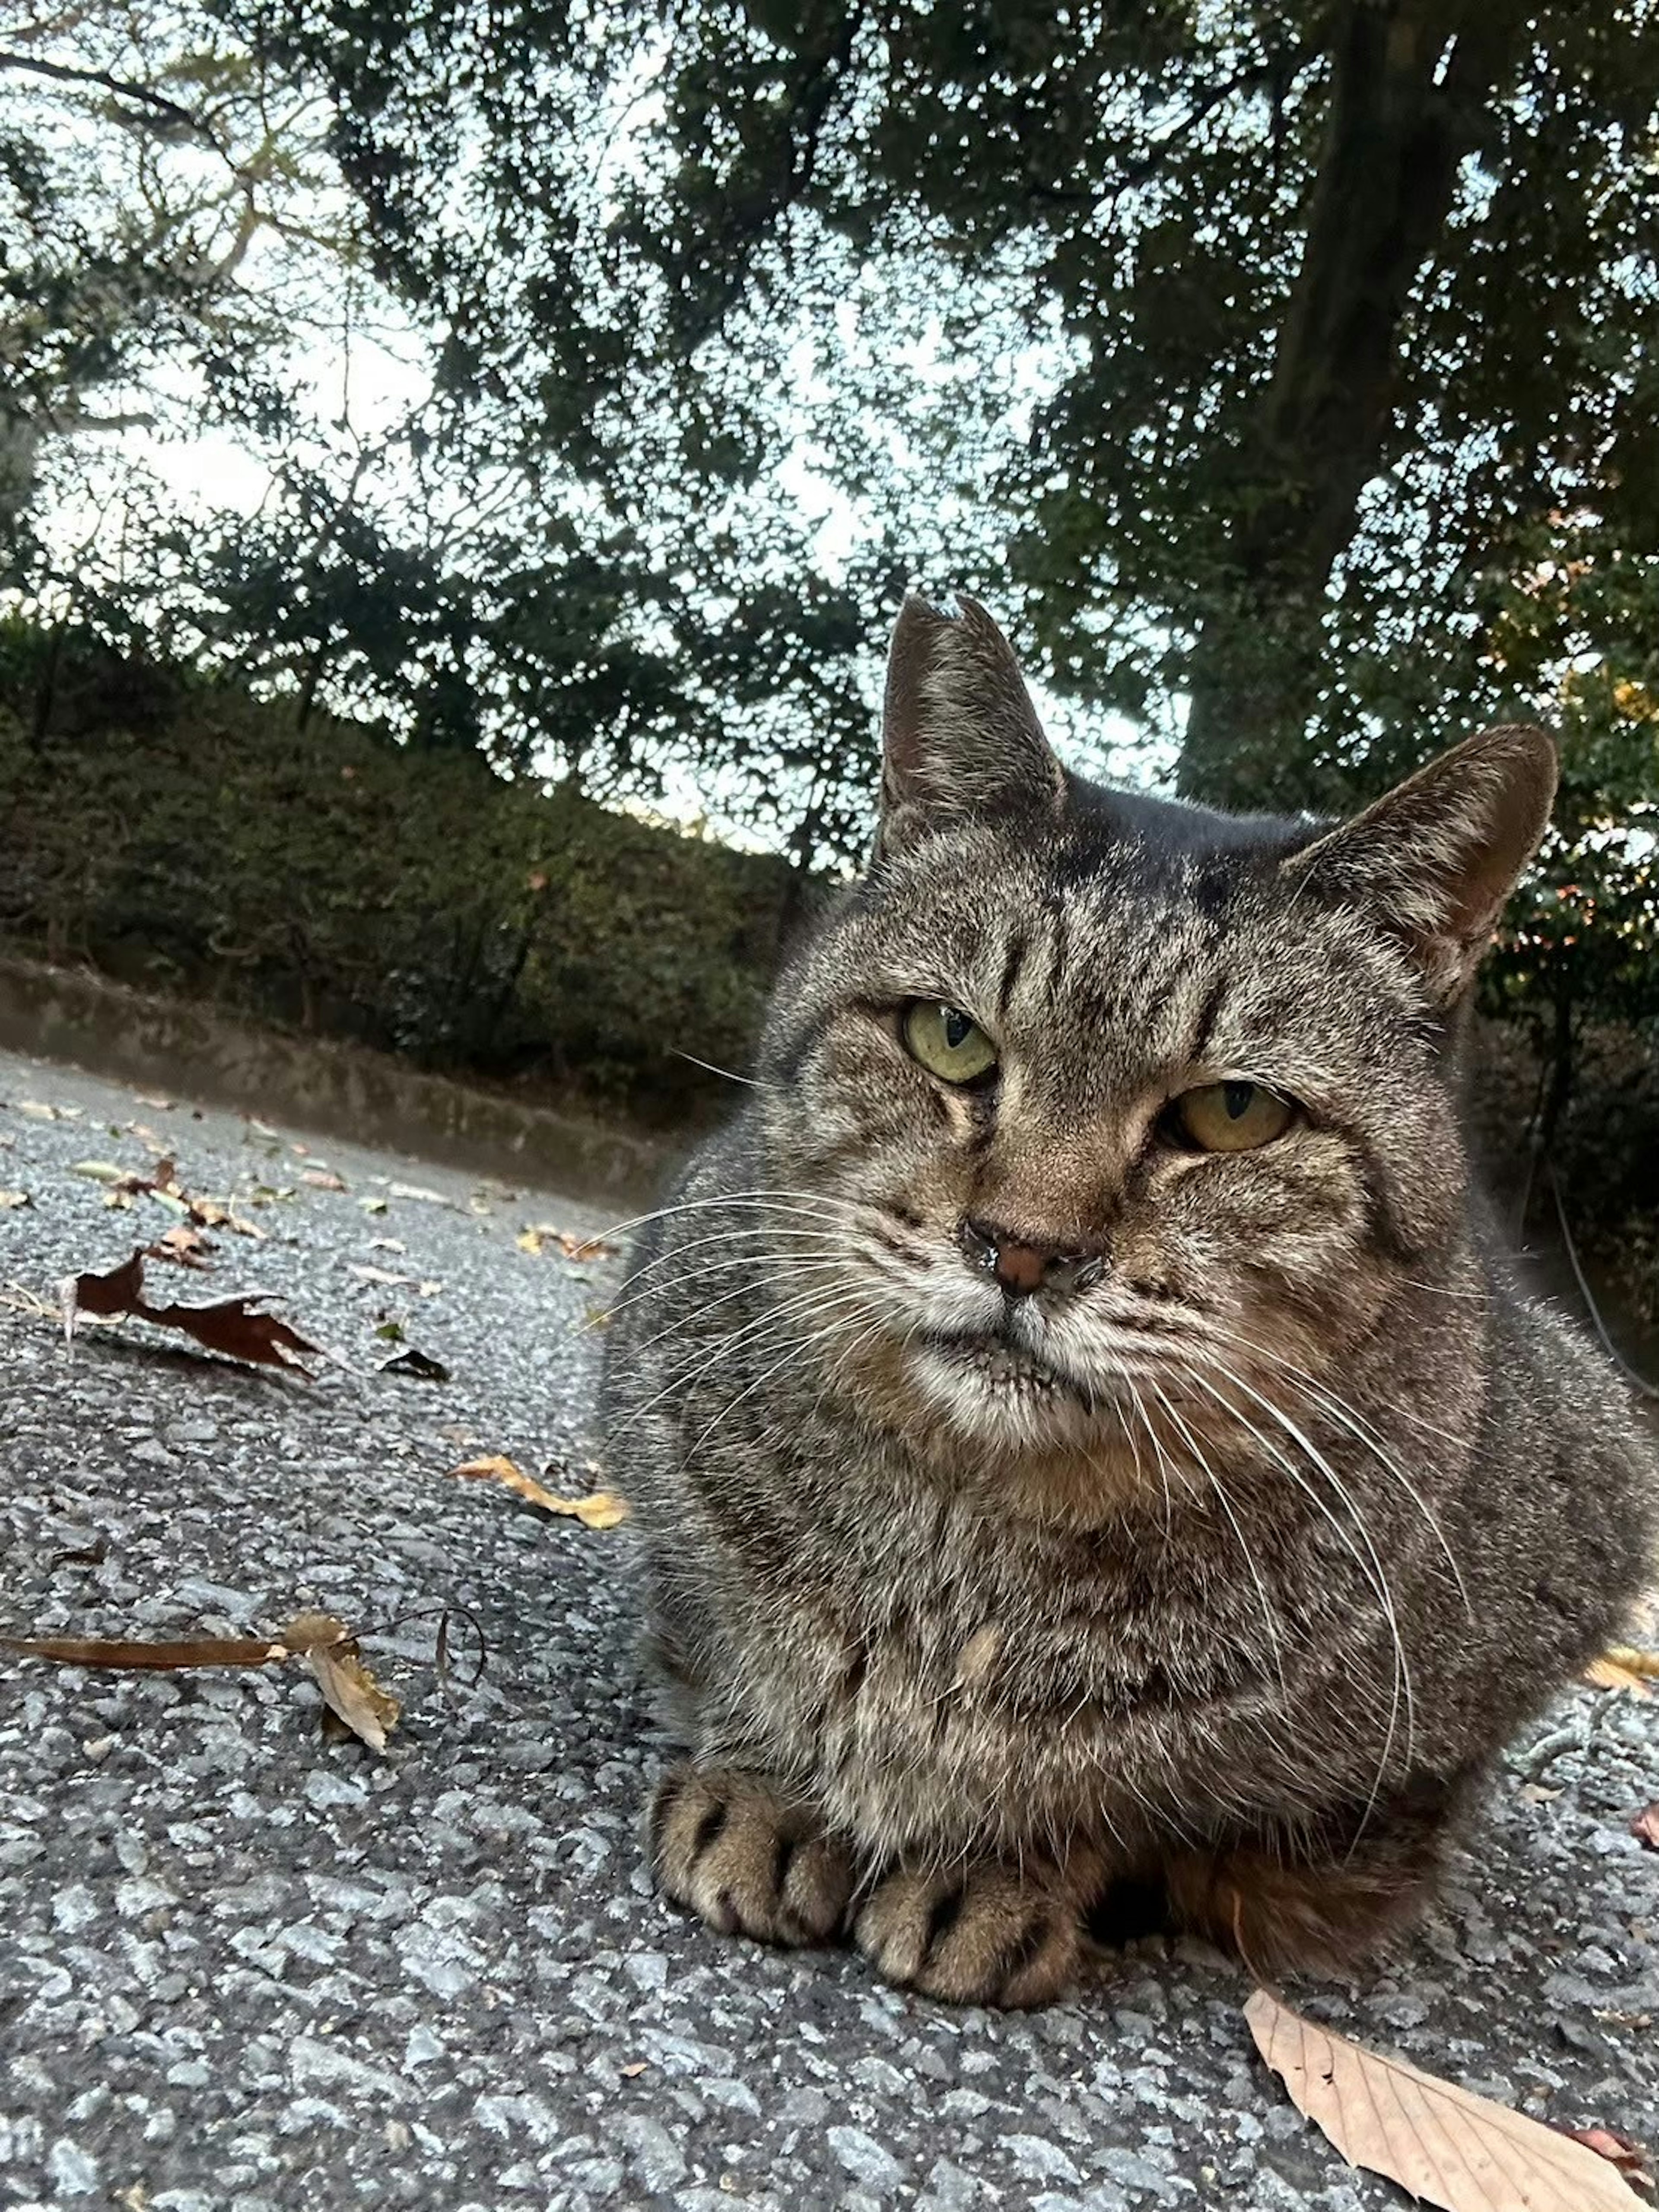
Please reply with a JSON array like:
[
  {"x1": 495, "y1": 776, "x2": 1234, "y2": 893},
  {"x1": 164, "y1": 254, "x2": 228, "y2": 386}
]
[{"x1": 0, "y1": 48, "x2": 213, "y2": 143}]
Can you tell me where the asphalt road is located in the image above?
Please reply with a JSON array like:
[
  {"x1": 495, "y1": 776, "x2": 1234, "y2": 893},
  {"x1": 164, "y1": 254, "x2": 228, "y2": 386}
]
[{"x1": 2, "y1": 1041, "x2": 1658, "y2": 2212}]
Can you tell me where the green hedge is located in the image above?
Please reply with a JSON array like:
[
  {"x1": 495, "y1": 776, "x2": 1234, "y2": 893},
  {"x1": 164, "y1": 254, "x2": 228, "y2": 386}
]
[{"x1": 0, "y1": 669, "x2": 801, "y2": 1125}]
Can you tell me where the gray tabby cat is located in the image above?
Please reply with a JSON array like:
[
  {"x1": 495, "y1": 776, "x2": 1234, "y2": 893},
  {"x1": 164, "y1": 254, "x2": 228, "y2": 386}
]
[{"x1": 601, "y1": 596, "x2": 1656, "y2": 2007}]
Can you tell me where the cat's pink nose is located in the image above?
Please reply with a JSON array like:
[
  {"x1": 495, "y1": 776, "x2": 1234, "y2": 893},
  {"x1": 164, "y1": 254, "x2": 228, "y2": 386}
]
[{"x1": 960, "y1": 1219, "x2": 1102, "y2": 1299}]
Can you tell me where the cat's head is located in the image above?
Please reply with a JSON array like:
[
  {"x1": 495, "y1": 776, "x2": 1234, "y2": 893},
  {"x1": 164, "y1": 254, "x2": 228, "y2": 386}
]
[{"x1": 755, "y1": 598, "x2": 1554, "y2": 1496}]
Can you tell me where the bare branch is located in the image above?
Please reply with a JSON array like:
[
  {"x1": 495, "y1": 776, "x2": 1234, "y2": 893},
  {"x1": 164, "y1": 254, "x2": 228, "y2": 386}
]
[{"x1": 0, "y1": 47, "x2": 215, "y2": 144}]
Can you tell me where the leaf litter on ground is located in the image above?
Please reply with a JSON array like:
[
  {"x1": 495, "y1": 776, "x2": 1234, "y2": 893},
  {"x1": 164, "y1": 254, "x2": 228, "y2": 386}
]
[
  {"x1": 1246, "y1": 1984, "x2": 1644, "y2": 2212},
  {"x1": 68, "y1": 1154, "x2": 264, "y2": 1237},
  {"x1": 451, "y1": 1453, "x2": 629, "y2": 1529},
  {"x1": 1, "y1": 1613, "x2": 399, "y2": 1752},
  {"x1": 62, "y1": 1249, "x2": 322, "y2": 1374}
]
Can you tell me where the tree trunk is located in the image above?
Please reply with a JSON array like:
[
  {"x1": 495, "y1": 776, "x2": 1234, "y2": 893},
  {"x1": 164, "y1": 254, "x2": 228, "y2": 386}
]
[{"x1": 1178, "y1": 0, "x2": 1526, "y2": 806}]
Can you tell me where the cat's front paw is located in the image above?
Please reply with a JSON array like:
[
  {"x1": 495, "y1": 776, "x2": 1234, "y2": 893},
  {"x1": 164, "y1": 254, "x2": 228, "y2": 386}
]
[
  {"x1": 651, "y1": 1763, "x2": 854, "y2": 1949},
  {"x1": 852, "y1": 1859, "x2": 1088, "y2": 2008}
]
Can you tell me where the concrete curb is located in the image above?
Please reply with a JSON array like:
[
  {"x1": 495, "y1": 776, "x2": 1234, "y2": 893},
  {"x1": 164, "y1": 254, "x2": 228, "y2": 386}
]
[{"x1": 0, "y1": 952, "x2": 676, "y2": 1202}]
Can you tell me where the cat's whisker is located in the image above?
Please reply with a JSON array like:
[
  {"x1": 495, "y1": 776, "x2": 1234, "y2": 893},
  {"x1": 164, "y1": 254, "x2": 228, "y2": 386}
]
[
  {"x1": 609, "y1": 1222, "x2": 858, "y2": 1303},
  {"x1": 677, "y1": 1294, "x2": 886, "y2": 1478},
  {"x1": 1183, "y1": 1361, "x2": 1413, "y2": 1845},
  {"x1": 1195, "y1": 1319, "x2": 1471, "y2": 1610},
  {"x1": 1148, "y1": 1378, "x2": 1289, "y2": 1708},
  {"x1": 670, "y1": 1049, "x2": 775, "y2": 1090},
  {"x1": 595, "y1": 1239, "x2": 852, "y2": 1331},
  {"x1": 604, "y1": 1276, "x2": 878, "y2": 1451},
  {"x1": 597, "y1": 1187, "x2": 874, "y2": 1246},
  {"x1": 598, "y1": 1256, "x2": 854, "y2": 1365}
]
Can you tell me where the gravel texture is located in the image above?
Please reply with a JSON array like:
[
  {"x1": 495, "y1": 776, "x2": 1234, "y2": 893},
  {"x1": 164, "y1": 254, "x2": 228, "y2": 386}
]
[{"x1": 2, "y1": 1042, "x2": 1658, "y2": 2212}]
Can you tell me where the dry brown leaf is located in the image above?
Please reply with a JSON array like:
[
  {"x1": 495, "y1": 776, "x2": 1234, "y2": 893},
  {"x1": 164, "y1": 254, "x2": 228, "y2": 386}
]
[
  {"x1": 1563, "y1": 2126, "x2": 1655, "y2": 2193},
  {"x1": 2, "y1": 1632, "x2": 284, "y2": 1668},
  {"x1": 301, "y1": 1169, "x2": 348, "y2": 1192},
  {"x1": 279, "y1": 1612, "x2": 400, "y2": 1752},
  {"x1": 1605, "y1": 1645, "x2": 1659, "y2": 1679},
  {"x1": 451, "y1": 1454, "x2": 630, "y2": 1529},
  {"x1": 5, "y1": 1615, "x2": 397, "y2": 1752},
  {"x1": 1246, "y1": 1986, "x2": 1639, "y2": 2212},
  {"x1": 0, "y1": 1188, "x2": 29, "y2": 1209},
  {"x1": 1586, "y1": 1655, "x2": 1655, "y2": 1698},
  {"x1": 145, "y1": 1224, "x2": 216, "y2": 1270},
  {"x1": 1630, "y1": 1805, "x2": 1659, "y2": 1851},
  {"x1": 64, "y1": 1248, "x2": 322, "y2": 1374},
  {"x1": 350, "y1": 1263, "x2": 419, "y2": 1287},
  {"x1": 517, "y1": 1223, "x2": 617, "y2": 1261}
]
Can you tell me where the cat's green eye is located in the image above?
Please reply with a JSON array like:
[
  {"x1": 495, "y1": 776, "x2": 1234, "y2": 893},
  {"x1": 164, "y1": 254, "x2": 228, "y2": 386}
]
[
  {"x1": 902, "y1": 1001, "x2": 998, "y2": 1085},
  {"x1": 1173, "y1": 1080, "x2": 1294, "y2": 1153}
]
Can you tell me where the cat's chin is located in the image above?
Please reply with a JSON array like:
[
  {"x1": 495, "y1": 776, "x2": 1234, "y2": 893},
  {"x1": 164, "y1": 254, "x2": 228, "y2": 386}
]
[{"x1": 907, "y1": 1330, "x2": 1118, "y2": 1449}]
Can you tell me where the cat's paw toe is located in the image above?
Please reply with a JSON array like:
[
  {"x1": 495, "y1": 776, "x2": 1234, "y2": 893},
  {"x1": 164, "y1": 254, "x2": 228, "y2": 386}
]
[
  {"x1": 852, "y1": 1862, "x2": 1083, "y2": 2008},
  {"x1": 651, "y1": 1764, "x2": 852, "y2": 1948}
]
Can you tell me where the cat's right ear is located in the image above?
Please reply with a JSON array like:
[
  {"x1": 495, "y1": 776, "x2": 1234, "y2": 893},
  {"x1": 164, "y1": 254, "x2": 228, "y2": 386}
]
[{"x1": 875, "y1": 596, "x2": 1068, "y2": 859}]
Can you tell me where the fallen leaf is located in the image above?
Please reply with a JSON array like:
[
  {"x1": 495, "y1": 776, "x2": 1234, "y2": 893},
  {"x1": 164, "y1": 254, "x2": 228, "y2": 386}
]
[
  {"x1": 0, "y1": 1189, "x2": 29, "y2": 1209},
  {"x1": 16, "y1": 1099, "x2": 68, "y2": 1120},
  {"x1": 1586, "y1": 1656, "x2": 1655, "y2": 1699},
  {"x1": 1604, "y1": 1645, "x2": 1659, "y2": 1679},
  {"x1": 144, "y1": 1224, "x2": 216, "y2": 1269},
  {"x1": 380, "y1": 1346, "x2": 450, "y2": 1382},
  {"x1": 1246, "y1": 1985, "x2": 1639, "y2": 2212},
  {"x1": 1631, "y1": 1805, "x2": 1659, "y2": 1850},
  {"x1": 351, "y1": 1263, "x2": 419, "y2": 1287},
  {"x1": 1562, "y1": 2127, "x2": 1655, "y2": 2193},
  {"x1": 4, "y1": 1615, "x2": 398, "y2": 1752},
  {"x1": 71, "y1": 1159, "x2": 140, "y2": 1187},
  {"x1": 369, "y1": 1238, "x2": 407, "y2": 1254},
  {"x1": 389, "y1": 1181, "x2": 452, "y2": 1206},
  {"x1": 451, "y1": 1455, "x2": 630, "y2": 1528},
  {"x1": 301, "y1": 1169, "x2": 348, "y2": 1192},
  {"x1": 1519, "y1": 1783, "x2": 1562, "y2": 1804},
  {"x1": 280, "y1": 1612, "x2": 400, "y2": 1752},
  {"x1": 359, "y1": 1195, "x2": 389, "y2": 1215},
  {"x1": 133, "y1": 1092, "x2": 175, "y2": 1111},
  {"x1": 2, "y1": 1632, "x2": 284, "y2": 1668},
  {"x1": 620, "y1": 2062, "x2": 648, "y2": 2079},
  {"x1": 517, "y1": 1223, "x2": 618, "y2": 1261},
  {"x1": 63, "y1": 1250, "x2": 322, "y2": 1374}
]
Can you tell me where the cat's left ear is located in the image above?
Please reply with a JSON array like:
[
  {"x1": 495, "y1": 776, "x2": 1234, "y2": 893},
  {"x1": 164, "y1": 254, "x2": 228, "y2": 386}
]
[
  {"x1": 1282, "y1": 724, "x2": 1557, "y2": 1004},
  {"x1": 876, "y1": 595, "x2": 1067, "y2": 857}
]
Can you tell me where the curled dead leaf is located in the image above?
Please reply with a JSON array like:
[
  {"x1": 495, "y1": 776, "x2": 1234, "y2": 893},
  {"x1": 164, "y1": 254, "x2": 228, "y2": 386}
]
[
  {"x1": 451, "y1": 1454, "x2": 629, "y2": 1529},
  {"x1": 145, "y1": 1223, "x2": 216, "y2": 1270},
  {"x1": 63, "y1": 1248, "x2": 322, "y2": 1374},
  {"x1": 0, "y1": 1188, "x2": 29, "y2": 1209},
  {"x1": 1246, "y1": 1985, "x2": 1640, "y2": 2212},
  {"x1": 278, "y1": 1612, "x2": 400, "y2": 1752}
]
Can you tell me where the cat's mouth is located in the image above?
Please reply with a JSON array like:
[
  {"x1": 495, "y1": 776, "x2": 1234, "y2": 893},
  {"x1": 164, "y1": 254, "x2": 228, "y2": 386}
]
[{"x1": 919, "y1": 1328, "x2": 1098, "y2": 1405}]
